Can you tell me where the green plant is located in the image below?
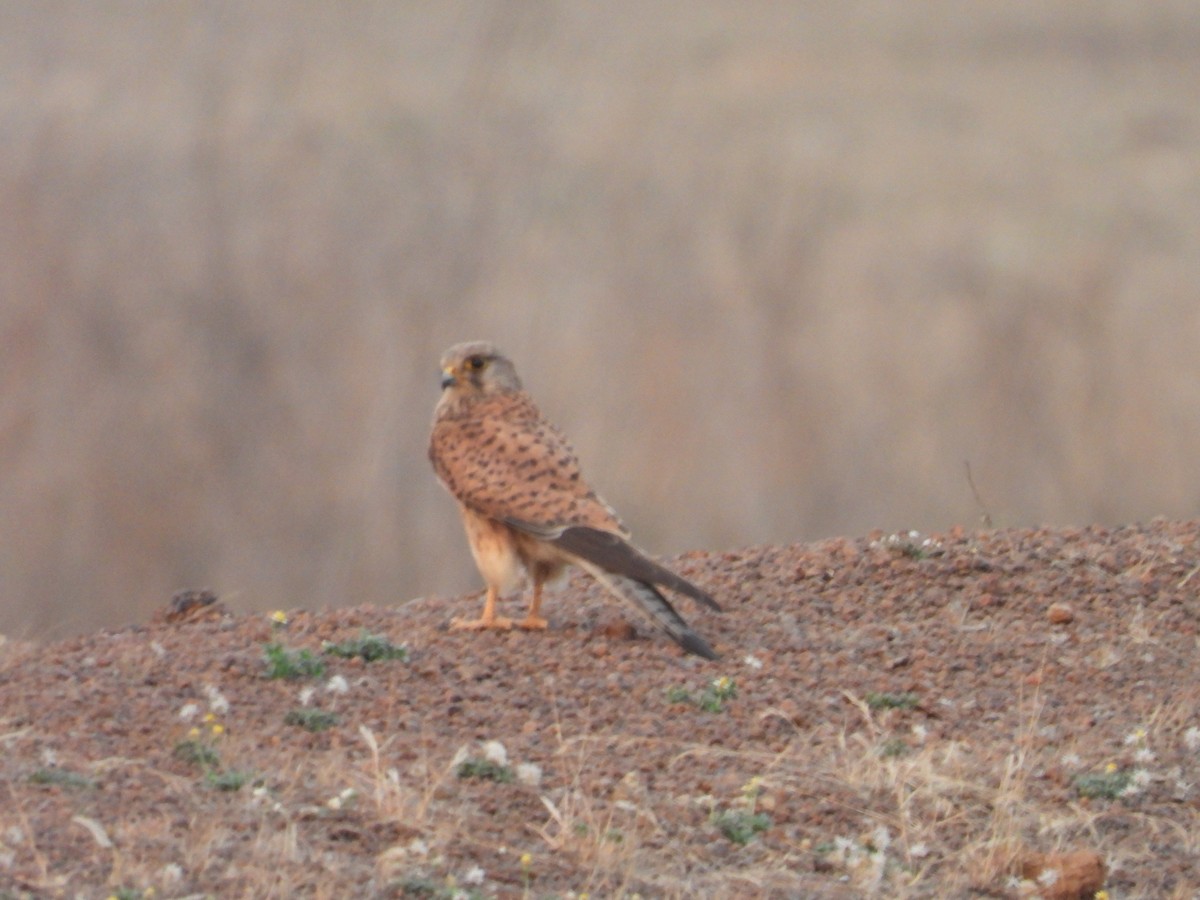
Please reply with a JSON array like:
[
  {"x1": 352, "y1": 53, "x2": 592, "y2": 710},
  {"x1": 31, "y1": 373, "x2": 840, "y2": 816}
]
[
  {"x1": 666, "y1": 685, "x2": 692, "y2": 704},
  {"x1": 284, "y1": 707, "x2": 339, "y2": 732},
  {"x1": 702, "y1": 675, "x2": 738, "y2": 711},
  {"x1": 864, "y1": 691, "x2": 919, "y2": 710},
  {"x1": 668, "y1": 675, "x2": 738, "y2": 713},
  {"x1": 173, "y1": 739, "x2": 221, "y2": 769},
  {"x1": 880, "y1": 531, "x2": 940, "y2": 559},
  {"x1": 207, "y1": 769, "x2": 253, "y2": 792},
  {"x1": 715, "y1": 808, "x2": 772, "y2": 845},
  {"x1": 395, "y1": 877, "x2": 440, "y2": 897},
  {"x1": 175, "y1": 729, "x2": 252, "y2": 791},
  {"x1": 322, "y1": 631, "x2": 408, "y2": 662},
  {"x1": 28, "y1": 767, "x2": 96, "y2": 789},
  {"x1": 878, "y1": 737, "x2": 908, "y2": 758},
  {"x1": 456, "y1": 758, "x2": 515, "y2": 783},
  {"x1": 713, "y1": 775, "x2": 771, "y2": 845},
  {"x1": 1073, "y1": 768, "x2": 1132, "y2": 800},
  {"x1": 393, "y1": 877, "x2": 484, "y2": 899},
  {"x1": 263, "y1": 641, "x2": 327, "y2": 680}
]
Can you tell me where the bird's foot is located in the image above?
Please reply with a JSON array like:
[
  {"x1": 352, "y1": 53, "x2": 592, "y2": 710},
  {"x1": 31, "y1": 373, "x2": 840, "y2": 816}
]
[
  {"x1": 517, "y1": 615, "x2": 549, "y2": 631},
  {"x1": 450, "y1": 615, "x2": 514, "y2": 631}
]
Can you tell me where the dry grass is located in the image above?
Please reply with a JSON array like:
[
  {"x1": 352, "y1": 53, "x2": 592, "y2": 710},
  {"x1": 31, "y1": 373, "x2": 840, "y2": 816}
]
[
  {"x1": 2, "y1": 682, "x2": 1193, "y2": 897},
  {"x1": 533, "y1": 736, "x2": 648, "y2": 896}
]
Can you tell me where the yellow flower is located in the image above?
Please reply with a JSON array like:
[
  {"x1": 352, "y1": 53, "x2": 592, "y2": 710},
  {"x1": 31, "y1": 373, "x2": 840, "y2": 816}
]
[
  {"x1": 270, "y1": 610, "x2": 288, "y2": 625},
  {"x1": 519, "y1": 852, "x2": 533, "y2": 869},
  {"x1": 1105, "y1": 761, "x2": 1118, "y2": 774},
  {"x1": 211, "y1": 724, "x2": 225, "y2": 736},
  {"x1": 188, "y1": 727, "x2": 200, "y2": 739},
  {"x1": 203, "y1": 712, "x2": 216, "y2": 723}
]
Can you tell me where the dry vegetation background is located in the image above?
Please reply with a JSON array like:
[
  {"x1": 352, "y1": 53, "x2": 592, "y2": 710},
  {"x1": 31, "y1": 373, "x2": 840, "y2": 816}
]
[{"x1": 2, "y1": 3, "x2": 1199, "y2": 639}]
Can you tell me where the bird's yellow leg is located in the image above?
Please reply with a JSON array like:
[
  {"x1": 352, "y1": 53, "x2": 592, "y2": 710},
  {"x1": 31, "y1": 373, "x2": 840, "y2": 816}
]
[
  {"x1": 451, "y1": 586, "x2": 514, "y2": 630},
  {"x1": 518, "y1": 578, "x2": 549, "y2": 630}
]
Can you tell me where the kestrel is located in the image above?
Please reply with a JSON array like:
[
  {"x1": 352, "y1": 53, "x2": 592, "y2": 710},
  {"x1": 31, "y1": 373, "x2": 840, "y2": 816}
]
[{"x1": 428, "y1": 341, "x2": 720, "y2": 659}]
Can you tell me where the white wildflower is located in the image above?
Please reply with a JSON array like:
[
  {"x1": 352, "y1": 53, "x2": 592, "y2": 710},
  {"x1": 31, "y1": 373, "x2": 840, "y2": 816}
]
[
  {"x1": 203, "y1": 683, "x2": 230, "y2": 714},
  {"x1": 516, "y1": 762, "x2": 542, "y2": 786},
  {"x1": 831, "y1": 836, "x2": 859, "y2": 865},
  {"x1": 482, "y1": 740, "x2": 508, "y2": 766},
  {"x1": 908, "y1": 842, "x2": 929, "y2": 859},
  {"x1": 462, "y1": 865, "x2": 485, "y2": 885},
  {"x1": 298, "y1": 686, "x2": 316, "y2": 706},
  {"x1": 1185, "y1": 726, "x2": 1200, "y2": 752},
  {"x1": 178, "y1": 702, "x2": 201, "y2": 721},
  {"x1": 1131, "y1": 768, "x2": 1153, "y2": 789},
  {"x1": 249, "y1": 786, "x2": 283, "y2": 814},
  {"x1": 1061, "y1": 752, "x2": 1083, "y2": 769},
  {"x1": 1037, "y1": 866, "x2": 1060, "y2": 886},
  {"x1": 326, "y1": 788, "x2": 356, "y2": 811},
  {"x1": 1124, "y1": 727, "x2": 1147, "y2": 746},
  {"x1": 911, "y1": 724, "x2": 928, "y2": 744},
  {"x1": 743, "y1": 654, "x2": 764, "y2": 670},
  {"x1": 325, "y1": 674, "x2": 350, "y2": 695},
  {"x1": 1134, "y1": 747, "x2": 1156, "y2": 765}
]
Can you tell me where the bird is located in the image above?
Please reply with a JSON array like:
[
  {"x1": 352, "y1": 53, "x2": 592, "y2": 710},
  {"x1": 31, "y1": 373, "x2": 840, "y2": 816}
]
[{"x1": 428, "y1": 340, "x2": 721, "y2": 659}]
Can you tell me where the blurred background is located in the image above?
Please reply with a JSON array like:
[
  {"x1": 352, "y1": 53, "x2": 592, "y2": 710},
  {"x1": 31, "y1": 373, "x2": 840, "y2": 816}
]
[{"x1": 2, "y1": 3, "x2": 1199, "y2": 638}]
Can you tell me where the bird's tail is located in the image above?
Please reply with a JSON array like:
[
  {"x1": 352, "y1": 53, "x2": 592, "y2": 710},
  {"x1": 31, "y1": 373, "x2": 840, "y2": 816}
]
[{"x1": 575, "y1": 560, "x2": 718, "y2": 660}]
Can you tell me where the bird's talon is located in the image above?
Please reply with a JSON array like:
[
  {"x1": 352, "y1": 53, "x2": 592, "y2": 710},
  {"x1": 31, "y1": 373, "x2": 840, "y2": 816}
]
[{"x1": 518, "y1": 615, "x2": 549, "y2": 631}]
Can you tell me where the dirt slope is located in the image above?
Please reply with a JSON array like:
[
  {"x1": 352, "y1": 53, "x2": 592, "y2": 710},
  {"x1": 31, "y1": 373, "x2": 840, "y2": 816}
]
[{"x1": 2, "y1": 521, "x2": 1199, "y2": 898}]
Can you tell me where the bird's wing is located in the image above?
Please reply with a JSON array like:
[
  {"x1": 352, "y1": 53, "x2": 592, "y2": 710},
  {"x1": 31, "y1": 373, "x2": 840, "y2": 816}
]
[
  {"x1": 508, "y1": 521, "x2": 721, "y2": 611},
  {"x1": 572, "y1": 559, "x2": 718, "y2": 659},
  {"x1": 429, "y1": 392, "x2": 624, "y2": 531}
]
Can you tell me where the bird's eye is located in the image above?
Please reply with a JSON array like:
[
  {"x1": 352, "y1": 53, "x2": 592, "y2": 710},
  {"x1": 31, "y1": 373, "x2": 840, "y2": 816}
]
[{"x1": 467, "y1": 355, "x2": 487, "y2": 370}]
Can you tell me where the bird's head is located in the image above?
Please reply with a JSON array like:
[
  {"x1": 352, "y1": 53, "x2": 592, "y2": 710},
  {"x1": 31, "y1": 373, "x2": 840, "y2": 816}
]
[{"x1": 437, "y1": 341, "x2": 523, "y2": 398}]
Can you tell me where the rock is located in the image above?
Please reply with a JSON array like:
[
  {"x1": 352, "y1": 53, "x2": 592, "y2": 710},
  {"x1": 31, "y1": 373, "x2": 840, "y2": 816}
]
[
  {"x1": 598, "y1": 619, "x2": 637, "y2": 642},
  {"x1": 1047, "y1": 602, "x2": 1075, "y2": 624},
  {"x1": 1020, "y1": 849, "x2": 1106, "y2": 899}
]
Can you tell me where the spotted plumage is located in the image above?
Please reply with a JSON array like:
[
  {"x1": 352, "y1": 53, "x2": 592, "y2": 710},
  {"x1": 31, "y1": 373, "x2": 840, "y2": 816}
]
[{"x1": 428, "y1": 341, "x2": 720, "y2": 659}]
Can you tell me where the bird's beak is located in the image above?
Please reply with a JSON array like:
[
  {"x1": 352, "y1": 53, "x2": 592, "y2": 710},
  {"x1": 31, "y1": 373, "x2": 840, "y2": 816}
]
[{"x1": 440, "y1": 368, "x2": 456, "y2": 390}]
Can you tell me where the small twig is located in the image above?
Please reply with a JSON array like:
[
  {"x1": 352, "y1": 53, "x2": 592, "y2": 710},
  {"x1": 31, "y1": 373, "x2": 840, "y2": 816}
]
[
  {"x1": 1179, "y1": 563, "x2": 1200, "y2": 589},
  {"x1": 964, "y1": 460, "x2": 994, "y2": 529}
]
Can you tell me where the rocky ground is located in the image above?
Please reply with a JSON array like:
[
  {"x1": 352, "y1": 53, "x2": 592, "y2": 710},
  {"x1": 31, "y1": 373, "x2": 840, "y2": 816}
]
[{"x1": 2, "y1": 520, "x2": 1199, "y2": 898}]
